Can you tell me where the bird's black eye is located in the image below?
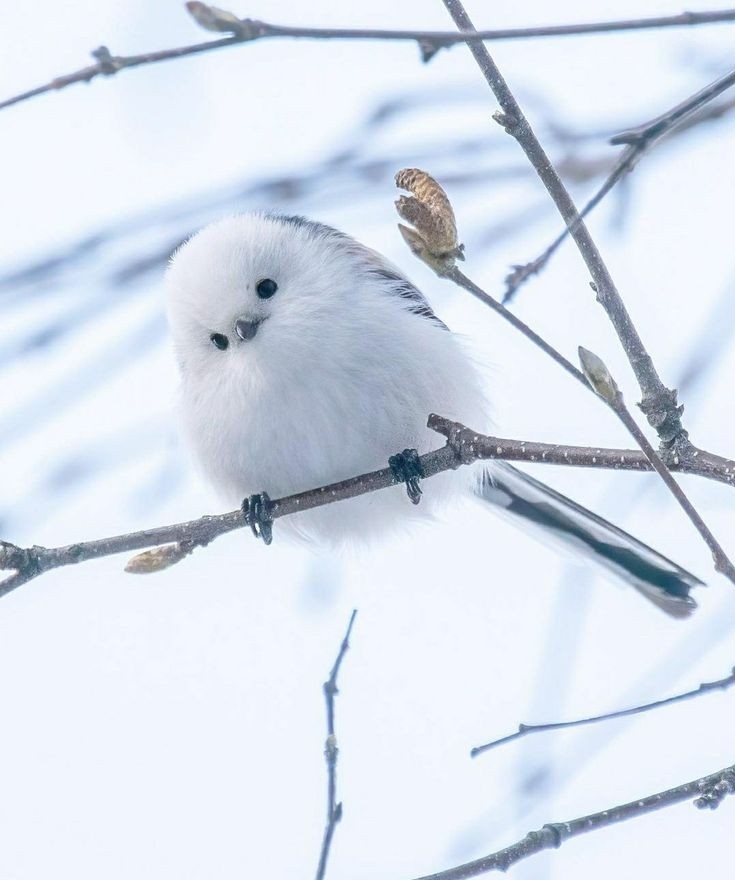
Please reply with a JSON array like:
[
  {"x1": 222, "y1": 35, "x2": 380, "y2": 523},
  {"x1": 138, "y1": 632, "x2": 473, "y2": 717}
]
[
  {"x1": 256, "y1": 278, "x2": 278, "y2": 299},
  {"x1": 210, "y1": 333, "x2": 229, "y2": 350}
]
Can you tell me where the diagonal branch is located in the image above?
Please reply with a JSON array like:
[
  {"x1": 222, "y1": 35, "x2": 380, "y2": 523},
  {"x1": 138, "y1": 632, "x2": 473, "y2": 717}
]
[
  {"x1": 471, "y1": 665, "x2": 735, "y2": 756},
  {"x1": 441, "y1": 0, "x2": 689, "y2": 452},
  {"x1": 610, "y1": 65, "x2": 735, "y2": 147},
  {"x1": 314, "y1": 609, "x2": 358, "y2": 880},
  {"x1": 578, "y1": 347, "x2": 735, "y2": 583},
  {"x1": 444, "y1": 265, "x2": 588, "y2": 388},
  {"x1": 504, "y1": 64, "x2": 735, "y2": 301},
  {"x1": 393, "y1": 169, "x2": 735, "y2": 496},
  {"x1": 3, "y1": 6, "x2": 735, "y2": 111},
  {"x1": 410, "y1": 763, "x2": 735, "y2": 879},
  {"x1": 3, "y1": 417, "x2": 734, "y2": 595}
]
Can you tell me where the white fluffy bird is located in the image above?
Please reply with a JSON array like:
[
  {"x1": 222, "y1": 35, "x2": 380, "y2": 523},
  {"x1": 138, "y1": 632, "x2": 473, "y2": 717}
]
[{"x1": 165, "y1": 212, "x2": 701, "y2": 617}]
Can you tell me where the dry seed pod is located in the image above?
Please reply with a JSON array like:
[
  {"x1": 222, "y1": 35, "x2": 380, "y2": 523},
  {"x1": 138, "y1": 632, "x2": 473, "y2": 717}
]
[
  {"x1": 394, "y1": 168, "x2": 464, "y2": 276},
  {"x1": 124, "y1": 542, "x2": 193, "y2": 574},
  {"x1": 185, "y1": 2, "x2": 243, "y2": 33}
]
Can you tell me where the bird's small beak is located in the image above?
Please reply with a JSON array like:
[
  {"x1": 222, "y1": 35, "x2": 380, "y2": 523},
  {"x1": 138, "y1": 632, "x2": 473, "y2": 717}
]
[{"x1": 235, "y1": 317, "x2": 263, "y2": 341}]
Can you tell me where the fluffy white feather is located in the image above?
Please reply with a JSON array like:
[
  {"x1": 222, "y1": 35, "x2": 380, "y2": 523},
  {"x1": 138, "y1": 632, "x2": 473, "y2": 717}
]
[
  {"x1": 165, "y1": 211, "x2": 700, "y2": 615},
  {"x1": 166, "y1": 213, "x2": 487, "y2": 542}
]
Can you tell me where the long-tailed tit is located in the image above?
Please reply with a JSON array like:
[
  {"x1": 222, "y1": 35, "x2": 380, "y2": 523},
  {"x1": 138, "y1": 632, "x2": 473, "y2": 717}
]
[{"x1": 165, "y1": 213, "x2": 700, "y2": 617}]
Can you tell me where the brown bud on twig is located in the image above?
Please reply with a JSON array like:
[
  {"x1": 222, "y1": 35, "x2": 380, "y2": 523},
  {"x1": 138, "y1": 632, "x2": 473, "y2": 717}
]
[
  {"x1": 124, "y1": 542, "x2": 194, "y2": 574},
  {"x1": 578, "y1": 346, "x2": 620, "y2": 404},
  {"x1": 394, "y1": 168, "x2": 464, "y2": 276}
]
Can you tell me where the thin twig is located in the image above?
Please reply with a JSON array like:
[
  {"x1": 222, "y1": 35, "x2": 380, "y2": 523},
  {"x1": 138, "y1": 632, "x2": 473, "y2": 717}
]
[
  {"x1": 396, "y1": 179, "x2": 735, "y2": 487},
  {"x1": 4, "y1": 417, "x2": 734, "y2": 595},
  {"x1": 442, "y1": 0, "x2": 688, "y2": 451},
  {"x1": 612, "y1": 386, "x2": 735, "y2": 581},
  {"x1": 472, "y1": 666, "x2": 735, "y2": 756},
  {"x1": 445, "y1": 265, "x2": 588, "y2": 387},
  {"x1": 428, "y1": 416, "x2": 735, "y2": 485},
  {"x1": 0, "y1": 440, "x2": 458, "y2": 594},
  {"x1": 578, "y1": 347, "x2": 735, "y2": 584},
  {"x1": 410, "y1": 763, "x2": 735, "y2": 879},
  {"x1": 504, "y1": 64, "x2": 735, "y2": 301},
  {"x1": 314, "y1": 609, "x2": 357, "y2": 880},
  {"x1": 502, "y1": 144, "x2": 656, "y2": 301},
  {"x1": 3, "y1": 7, "x2": 735, "y2": 111},
  {"x1": 611, "y1": 64, "x2": 735, "y2": 146}
]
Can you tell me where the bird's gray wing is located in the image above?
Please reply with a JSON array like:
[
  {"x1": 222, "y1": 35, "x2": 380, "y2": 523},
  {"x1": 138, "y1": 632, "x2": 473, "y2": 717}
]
[
  {"x1": 273, "y1": 214, "x2": 700, "y2": 616},
  {"x1": 275, "y1": 214, "x2": 447, "y2": 328},
  {"x1": 363, "y1": 263, "x2": 448, "y2": 328}
]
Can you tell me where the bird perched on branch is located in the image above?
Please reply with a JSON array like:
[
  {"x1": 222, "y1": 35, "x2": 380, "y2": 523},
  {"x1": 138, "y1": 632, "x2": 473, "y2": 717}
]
[{"x1": 165, "y1": 212, "x2": 700, "y2": 617}]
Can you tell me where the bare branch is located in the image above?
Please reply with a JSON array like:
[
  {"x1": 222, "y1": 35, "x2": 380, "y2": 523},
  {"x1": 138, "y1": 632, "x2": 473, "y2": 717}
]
[
  {"x1": 578, "y1": 347, "x2": 735, "y2": 583},
  {"x1": 393, "y1": 170, "x2": 735, "y2": 498},
  {"x1": 472, "y1": 666, "x2": 735, "y2": 756},
  {"x1": 4, "y1": 7, "x2": 735, "y2": 112},
  {"x1": 0, "y1": 440, "x2": 456, "y2": 595},
  {"x1": 611, "y1": 65, "x2": 735, "y2": 146},
  {"x1": 445, "y1": 265, "x2": 588, "y2": 388},
  {"x1": 442, "y1": 0, "x2": 689, "y2": 452},
  {"x1": 410, "y1": 764, "x2": 735, "y2": 879},
  {"x1": 314, "y1": 609, "x2": 358, "y2": 880},
  {"x1": 445, "y1": 266, "x2": 735, "y2": 484},
  {"x1": 505, "y1": 64, "x2": 735, "y2": 302},
  {"x1": 4, "y1": 416, "x2": 735, "y2": 595},
  {"x1": 430, "y1": 417, "x2": 735, "y2": 486},
  {"x1": 393, "y1": 168, "x2": 587, "y2": 388}
]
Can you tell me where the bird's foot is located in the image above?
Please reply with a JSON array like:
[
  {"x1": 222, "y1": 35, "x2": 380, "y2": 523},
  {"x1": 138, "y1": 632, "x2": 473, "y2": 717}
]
[
  {"x1": 389, "y1": 448, "x2": 424, "y2": 505},
  {"x1": 241, "y1": 492, "x2": 274, "y2": 544}
]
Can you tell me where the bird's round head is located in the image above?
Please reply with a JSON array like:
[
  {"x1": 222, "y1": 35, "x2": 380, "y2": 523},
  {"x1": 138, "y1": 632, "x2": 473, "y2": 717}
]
[
  {"x1": 165, "y1": 211, "x2": 488, "y2": 519},
  {"x1": 167, "y1": 212, "x2": 391, "y2": 383}
]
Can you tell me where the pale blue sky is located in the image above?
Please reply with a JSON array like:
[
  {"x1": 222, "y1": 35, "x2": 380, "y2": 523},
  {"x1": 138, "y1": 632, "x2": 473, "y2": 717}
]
[{"x1": 1, "y1": 3, "x2": 735, "y2": 878}]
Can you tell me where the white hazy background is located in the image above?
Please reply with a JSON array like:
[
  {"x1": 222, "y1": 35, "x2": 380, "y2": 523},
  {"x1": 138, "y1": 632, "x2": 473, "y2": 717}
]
[{"x1": 2, "y1": 1, "x2": 735, "y2": 878}]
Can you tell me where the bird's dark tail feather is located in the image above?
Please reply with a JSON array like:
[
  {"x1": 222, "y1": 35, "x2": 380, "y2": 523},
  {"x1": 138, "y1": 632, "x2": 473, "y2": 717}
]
[{"x1": 475, "y1": 463, "x2": 702, "y2": 618}]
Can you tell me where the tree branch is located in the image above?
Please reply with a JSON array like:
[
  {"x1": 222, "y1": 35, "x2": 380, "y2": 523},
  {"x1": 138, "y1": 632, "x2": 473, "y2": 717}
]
[
  {"x1": 471, "y1": 666, "x2": 735, "y2": 756},
  {"x1": 0, "y1": 439, "x2": 452, "y2": 595},
  {"x1": 578, "y1": 347, "x2": 735, "y2": 583},
  {"x1": 4, "y1": 416, "x2": 734, "y2": 596},
  {"x1": 411, "y1": 764, "x2": 735, "y2": 879},
  {"x1": 3, "y1": 6, "x2": 735, "y2": 112},
  {"x1": 393, "y1": 170, "x2": 735, "y2": 500},
  {"x1": 610, "y1": 64, "x2": 735, "y2": 147},
  {"x1": 428, "y1": 417, "x2": 735, "y2": 485},
  {"x1": 504, "y1": 63, "x2": 735, "y2": 302},
  {"x1": 314, "y1": 609, "x2": 357, "y2": 880},
  {"x1": 444, "y1": 265, "x2": 588, "y2": 387},
  {"x1": 441, "y1": 0, "x2": 689, "y2": 452}
]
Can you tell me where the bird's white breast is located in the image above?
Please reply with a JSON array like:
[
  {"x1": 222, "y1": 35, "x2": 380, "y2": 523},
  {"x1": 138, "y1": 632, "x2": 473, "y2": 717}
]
[{"x1": 180, "y1": 292, "x2": 487, "y2": 544}]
